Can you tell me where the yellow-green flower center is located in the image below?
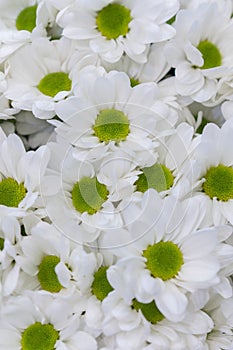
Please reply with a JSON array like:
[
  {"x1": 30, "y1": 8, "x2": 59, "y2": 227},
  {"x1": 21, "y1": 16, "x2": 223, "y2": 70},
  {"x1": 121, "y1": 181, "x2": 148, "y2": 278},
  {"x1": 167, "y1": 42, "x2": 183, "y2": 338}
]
[
  {"x1": 197, "y1": 40, "x2": 222, "y2": 69},
  {"x1": 130, "y1": 77, "x2": 140, "y2": 87},
  {"x1": 0, "y1": 237, "x2": 4, "y2": 250},
  {"x1": 21, "y1": 322, "x2": 59, "y2": 350},
  {"x1": 38, "y1": 255, "x2": 63, "y2": 293},
  {"x1": 132, "y1": 299, "x2": 164, "y2": 324},
  {"x1": 37, "y1": 72, "x2": 71, "y2": 97},
  {"x1": 16, "y1": 5, "x2": 37, "y2": 32},
  {"x1": 71, "y1": 177, "x2": 109, "y2": 215},
  {"x1": 135, "y1": 164, "x2": 174, "y2": 193},
  {"x1": 143, "y1": 241, "x2": 184, "y2": 281},
  {"x1": 93, "y1": 109, "x2": 130, "y2": 143},
  {"x1": 0, "y1": 178, "x2": 26, "y2": 207},
  {"x1": 91, "y1": 266, "x2": 113, "y2": 301},
  {"x1": 96, "y1": 3, "x2": 132, "y2": 40},
  {"x1": 202, "y1": 164, "x2": 233, "y2": 201}
]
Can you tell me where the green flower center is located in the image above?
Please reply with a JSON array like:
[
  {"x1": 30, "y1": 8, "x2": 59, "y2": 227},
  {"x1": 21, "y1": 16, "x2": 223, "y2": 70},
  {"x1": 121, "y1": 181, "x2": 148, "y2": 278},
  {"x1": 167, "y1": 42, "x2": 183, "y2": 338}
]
[
  {"x1": 143, "y1": 241, "x2": 184, "y2": 281},
  {"x1": 0, "y1": 237, "x2": 4, "y2": 250},
  {"x1": 16, "y1": 5, "x2": 37, "y2": 32},
  {"x1": 0, "y1": 178, "x2": 26, "y2": 207},
  {"x1": 91, "y1": 266, "x2": 113, "y2": 301},
  {"x1": 202, "y1": 164, "x2": 233, "y2": 201},
  {"x1": 130, "y1": 77, "x2": 140, "y2": 87},
  {"x1": 38, "y1": 255, "x2": 63, "y2": 293},
  {"x1": 132, "y1": 299, "x2": 164, "y2": 324},
  {"x1": 37, "y1": 72, "x2": 71, "y2": 97},
  {"x1": 71, "y1": 177, "x2": 109, "y2": 215},
  {"x1": 93, "y1": 109, "x2": 130, "y2": 143},
  {"x1": 135, "y1": 164, "x2": 174, "y2": 193},
  {"x1": 197, "y1": 40, "x2": 222, "y2": 69},
  {"x1": 21, "y1": 322, "x2": 59, "y2": 350},
  {"x1": 96, "y1": 3, "x2": 132, "y2": 40}
]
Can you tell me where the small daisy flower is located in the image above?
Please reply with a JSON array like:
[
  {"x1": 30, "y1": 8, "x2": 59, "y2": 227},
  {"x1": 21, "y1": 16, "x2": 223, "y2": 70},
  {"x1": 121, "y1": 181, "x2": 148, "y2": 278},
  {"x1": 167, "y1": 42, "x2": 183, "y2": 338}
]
[
  {"x1": 16, "y1": 220, "x2": 102, "y2": 295},
  {"x1": 107, "y1": 193, "x2": 227, "y2": 321},
  {"x1": 4, "y1": 37, "x2": 77, "y2": 119},
  {"x1": 54, "y1": 67, "x2": 177, "y2": 163},
  {"x1": 0, "y1": 292, "x2": 98, "y2": 350},
  {"x1": 165, "y1": 2, "x2": 233, "y2": 104},
  {"x1": 56, "y1": 0, "x2": 179, "y2": 63},
  {"x1": 189, "y1": 119, "x2": 233, "y2": 225},
  {"x1": 0, "y1": 0, "x2": 65, "y2": 63},
  {"x1": 43, "y1": 140, "x2": 123, "y2": 243},
  {"x1": 0, "y1": 127, "x2": 49, "y2": 219}
]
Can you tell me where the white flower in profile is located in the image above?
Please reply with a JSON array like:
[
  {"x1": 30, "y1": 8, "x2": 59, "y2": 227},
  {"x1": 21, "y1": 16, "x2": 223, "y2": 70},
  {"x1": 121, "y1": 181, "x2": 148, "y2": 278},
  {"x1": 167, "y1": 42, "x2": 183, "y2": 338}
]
[
  {"x1": 188, "y1": 119, "x2": 233, "y2": 226},
  {"x1": 4, "y1": 37, "x2": 77, "y2": 119},
  {"x1": 103, "y1": 43, "x2": 171, "y2": 85},
  {"x1": 0, "y1": 127, "x2": 49, "y2": 219},
  {"x1": 0, "y1": 292, "x2": 97, "y2": 350},
  {"x1": 43, "y1": 139, "x2": 123, "y2": 243},
  {"x1": 203, "y1": 293, "x2": 233, "y2": 350},
  {"x1": 165, "y1": 2, "x2": 233, "y2": 104},
  {"x1": 54, "y1": 66, "x2": 177, "y2": 163},
  {"x1": 56, "y1": 0, "x2": 179, "y2": 63},
  {"x1": 107, "y1": 192, "x2": 228, "y2": 322}
]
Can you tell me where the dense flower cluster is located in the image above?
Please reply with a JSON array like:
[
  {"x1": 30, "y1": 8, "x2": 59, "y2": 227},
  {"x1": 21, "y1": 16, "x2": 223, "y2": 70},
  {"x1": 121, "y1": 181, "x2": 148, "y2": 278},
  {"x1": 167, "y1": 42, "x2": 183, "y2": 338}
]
[{"x1": 0, "y1": 0, "x2": 233, "y2": 349}]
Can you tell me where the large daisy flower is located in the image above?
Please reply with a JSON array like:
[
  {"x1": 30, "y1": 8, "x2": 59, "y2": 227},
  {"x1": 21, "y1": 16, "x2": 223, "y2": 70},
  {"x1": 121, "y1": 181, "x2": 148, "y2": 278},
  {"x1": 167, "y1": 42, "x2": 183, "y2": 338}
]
[
  {"x1": 107, "y1": 192, "x2": 232, "y2": 322},
  {"x1": 54, "y1": 67, "x2": 178, "y2": 163},
  {"x1": 0, "y1": 293, "x2": 97, "y2": 350},
  {"x1": 56, "y1": 0, "x2": 179, "y2": 63}
]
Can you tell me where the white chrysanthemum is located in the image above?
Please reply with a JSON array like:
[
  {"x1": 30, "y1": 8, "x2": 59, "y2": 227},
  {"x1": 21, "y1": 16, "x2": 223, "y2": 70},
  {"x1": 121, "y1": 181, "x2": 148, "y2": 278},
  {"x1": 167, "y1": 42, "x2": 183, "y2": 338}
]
[
  {"x1": 106, "y1": 192, "x2": 231, "y2": 322},
  {"x1": 15, "y1": 110, "x2": 55, "y2": 149},
  {"x1": 165, "y1": 2, "x2": 233, "y2": 104},
  {"x1": 0, "y1": 0, "x2": 64, "y2": 63},
  {"x1": 4, "y1": 37, "x2": 77, "y2": 119},
  {"x1": 42, "y1": 139, "x2": 123, "y2": 243},
  {"x1": 56, "y1": 0, "x2": 179, "y2": 63},
  {"x1": 54, "y1": 66, "x2": 177, "y2": 163},
  {"x1": 187, "y1": 119, "x2": 233, "y2": 226},
  {"x1": 16, "y1": 220, "x2": 103, "y2": 295},
  {"x1": 0, "y1": 127, "x2": 49, "y2": 219},
  {"x1": 102, "y1": 291, "x2": 213, "y2": 350},
  {"x1": 0, "y1": 293, "x2": 97, "y2": 350}
]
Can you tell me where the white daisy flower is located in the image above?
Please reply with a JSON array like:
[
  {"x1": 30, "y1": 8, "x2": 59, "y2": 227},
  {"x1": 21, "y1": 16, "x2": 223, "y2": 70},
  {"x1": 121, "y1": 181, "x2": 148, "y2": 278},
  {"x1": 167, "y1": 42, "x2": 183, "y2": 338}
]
[
  {"x1": 107, "y1": 192, "x2": 229, "y2": 322},
  {"x1": 56, "y1": 0, "x2": 179, "y2": 63},
  {"x1": 165, "y1": 2, "x2": 233, "y2": 104},
  {"x1": 0, "y1": 127, "x2": 49, "y2": 219},
  {"x1": 43, "y1": 139, "x2": 123, "y2": 243},
  {"x1": 54, "y1": 67, "x2": 177, "y2": 163},
  {"x1": 0, "y1": 0, "x2": 65, "y2": 63},
  {"x1": 188, "y1": 119, "x2": 233, "y2": 226},
  {"x1": 0, "y1": 292, "x2": 97, "y2": 350},
  {"x1": 4, "y1": 37, "x2": 77, "y2": 119},
  {"x1": 16, "y1": 220, "x2": 102, "y2": 295}
]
